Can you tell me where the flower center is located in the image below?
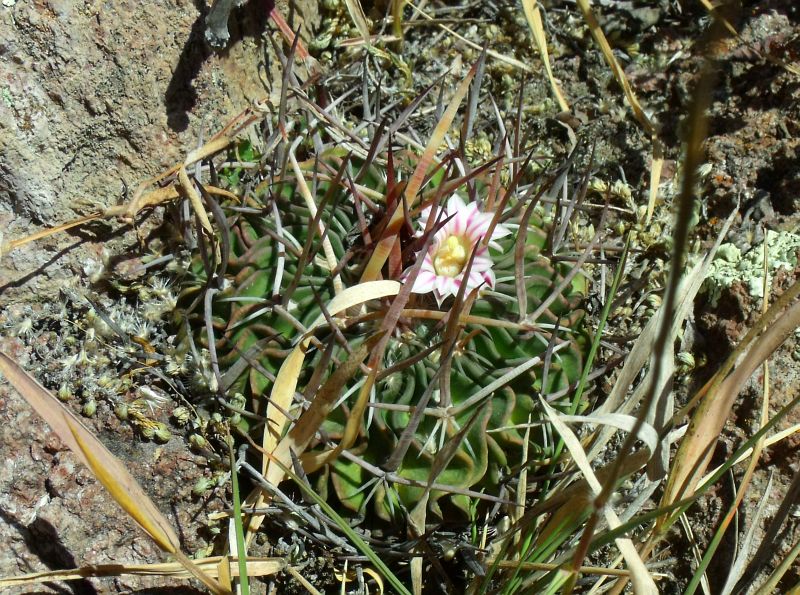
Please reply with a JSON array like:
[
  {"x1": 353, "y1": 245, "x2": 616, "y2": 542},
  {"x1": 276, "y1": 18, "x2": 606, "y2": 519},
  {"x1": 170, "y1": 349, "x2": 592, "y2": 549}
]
[{"x1": 433, "y1": 234, "x2": 471, "y2": 277}]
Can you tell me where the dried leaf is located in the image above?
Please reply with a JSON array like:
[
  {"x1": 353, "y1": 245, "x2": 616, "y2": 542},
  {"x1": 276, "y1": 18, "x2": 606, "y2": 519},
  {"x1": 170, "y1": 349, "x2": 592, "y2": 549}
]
[{"x1": 522, "y1": 0, "x2": 570, "y2": 112}]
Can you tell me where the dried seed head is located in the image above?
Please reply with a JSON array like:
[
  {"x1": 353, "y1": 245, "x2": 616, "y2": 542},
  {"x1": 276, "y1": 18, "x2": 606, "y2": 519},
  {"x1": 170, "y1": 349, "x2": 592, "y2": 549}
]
[
  {"x1": 82, "y1": 400, "x2": 97, "y2": 417},
  {"x1": 114, "y1": 402, "x2": 129, "y2": 421},
  {"x1": 171, "y1": 406, "x2": 192, "y2": 426}
]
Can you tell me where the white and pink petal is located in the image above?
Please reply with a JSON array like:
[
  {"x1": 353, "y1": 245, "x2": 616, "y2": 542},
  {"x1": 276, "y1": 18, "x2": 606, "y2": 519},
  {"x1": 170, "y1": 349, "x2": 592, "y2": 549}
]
[
  {"x1": 411, "y1": 270, "x2": 438, "y2": 294},
  {"x1": 471, "y1": 251, "x2": 494, "y2": 272},
  {"x1": 446, "y1": 194, "x2": 468, "y2": 212}
]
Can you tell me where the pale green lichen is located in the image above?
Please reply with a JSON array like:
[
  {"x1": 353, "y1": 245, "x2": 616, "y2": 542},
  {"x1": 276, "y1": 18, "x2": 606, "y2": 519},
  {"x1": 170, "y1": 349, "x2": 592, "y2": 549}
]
[{"x1": 705, "y1": 230, "x2": 800, "y2": 306}]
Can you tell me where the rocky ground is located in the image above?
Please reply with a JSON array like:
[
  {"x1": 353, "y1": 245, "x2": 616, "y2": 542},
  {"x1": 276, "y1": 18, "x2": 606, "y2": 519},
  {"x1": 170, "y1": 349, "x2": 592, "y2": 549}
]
[{"x1": 1, "y1": 1, "x2": 317, "y2": 592}]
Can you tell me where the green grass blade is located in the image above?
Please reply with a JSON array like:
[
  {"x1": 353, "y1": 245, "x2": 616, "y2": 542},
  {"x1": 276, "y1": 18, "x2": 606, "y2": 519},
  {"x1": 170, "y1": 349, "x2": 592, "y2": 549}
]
[
  {"x1": 590, "y1": 389, "x2": 800, "y2": 553},
  {"x1": 267, "y1": 457, "x2": 412, "y2": 595}
]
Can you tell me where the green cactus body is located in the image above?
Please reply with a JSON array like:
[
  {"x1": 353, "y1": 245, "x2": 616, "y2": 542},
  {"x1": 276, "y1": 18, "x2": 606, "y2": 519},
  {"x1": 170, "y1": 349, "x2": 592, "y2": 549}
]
[
  {"x1": 179, "y1": 182, "x2": 342, "y2": 405},
  {"x1": 331, "y1": 218, "x2": 587, "y2": 520},
  {"x1": 180, "y1": 150, "x2": 587, "y2": 523}
]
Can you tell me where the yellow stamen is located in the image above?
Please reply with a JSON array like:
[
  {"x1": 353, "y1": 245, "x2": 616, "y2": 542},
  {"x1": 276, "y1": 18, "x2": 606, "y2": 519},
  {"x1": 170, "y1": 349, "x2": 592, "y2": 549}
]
[{"x1": 433, "y1": 235, "x2": 470, "y2": 277}]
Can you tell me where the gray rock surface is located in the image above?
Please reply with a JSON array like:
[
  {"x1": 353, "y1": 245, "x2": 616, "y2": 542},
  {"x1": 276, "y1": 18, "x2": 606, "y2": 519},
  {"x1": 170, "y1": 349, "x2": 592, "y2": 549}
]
[
  {"x1": 0, "y1": 0, "x2": 316, "y2": 301},
  {"x1": 0, "y1": 333, "x2": 227, "y2": 593}
]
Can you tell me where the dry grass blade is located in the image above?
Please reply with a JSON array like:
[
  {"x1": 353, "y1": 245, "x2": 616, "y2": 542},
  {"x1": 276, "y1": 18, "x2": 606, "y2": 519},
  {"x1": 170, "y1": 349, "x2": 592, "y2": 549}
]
[
  {"x1": 178, "y1": 164, "x2": 214, "y2": 236},
  {"x1": 588, "y1": 27, "x2": 731, "y2": 524},
  {"x1": 405, "y1": 0, "x2": 532, "y2": 72},
  {"x1": 604, "y1": 28, "x2": 728, "y2": 591},
  {"x1": 303, "y1": 223, "x2": 439, "y2": 472},
  {"x1": 539, "y1": 398, "x2": 658, "y2": 594},
  {"x1": 685, "y1": 247, "x2": 775, "y2": 595},
  {"x1": 2, "y1": 104, "x2": 266, "y2": 258},
  {"x1": 262, "y1": 279, "x2": 401, "y2": 470},
  {"x1": 244, "y1": 281, "x2": 401, "y2": 543},
  {"x1": 288, "y1": 150, "x2": 344, "y2": 295},
  {"x1": 643, "y1": 211, "x2": 732, "y2": 478},
  {"x1": 698, "y1": 0, "x2": 800, "y2": 76},
  {"x1": 0, "y1": 557, "x2": 285, "y2": 587},
  {"x1": 279, "y1": 338, "x2": 373, "y2": 464},
  {"x1": 678, "y1": 514, "x2": 710, "y2": 595},
  {"x1": 751, "y1": 536, "x2": 800, "y2": 595},
  {"x1": 720, "y1": 472, "x2": 774, "y2": 595},
  {"x1": 112, "y1": 113, "x2": 258, "y2": 223},
  {"x1": 661, "y1": 295, "x2": 800, "y2": 513},
  {"x1": 646, "y1": 140, "x2": 664, "y2": 225},
  {"x1": 700, "y1": 423, "x2": 800, "y2": 486},
  {"x1": 0, "y1": 353, "x2": 178, "y2": 552},
  {"x1": 574, "y1": 0, "x2": 654, "y2": 135},
  {"x1": 675, "y1": 270, "x2": 800, "y2": 427},
  {"x1": 573, "y1": 0, "x2": 666, "y2": 224},
  {"x1": 558, "y1": 412, "x2": 658, "y2": 457},
  {"x1": 216, "y1": 555, "x2": 232, "y2": 593},
  {"x1": 520, "y1": 448, "x2": 651, "y2": 552},
  {"x1": 267, "y1": 4, "x2": 314, "y2": 66},
  {"x1": 0, "y1": 352, "x2": 229, "y2": 595},
  {"x1": 522, "y1": 0, "x2": 569, "y2": 112},
  {"x1": 488, "y1": 559, "x2": 635, "y2": 577},
  {"x1": 589, "y1": 212, "x2": 734, "y2": 464},
  {"x1": 0, "y1": 213, "x2": 102, "y2": 258},
  {"x1": 344, "y1": 0, "x2": 371, "y2": 47},
  {"x1": 285, "y1": 565, "x2": 324, "y2": 595},
  {"x1": 729, "y1": 464, "x2": 800, "y2": 593}
]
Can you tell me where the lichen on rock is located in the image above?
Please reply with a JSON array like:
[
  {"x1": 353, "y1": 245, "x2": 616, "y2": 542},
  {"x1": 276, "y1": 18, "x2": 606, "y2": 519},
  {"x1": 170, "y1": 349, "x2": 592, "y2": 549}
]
[{"x1": 704, "y1": 230, "x2": 800, "y2": 306}]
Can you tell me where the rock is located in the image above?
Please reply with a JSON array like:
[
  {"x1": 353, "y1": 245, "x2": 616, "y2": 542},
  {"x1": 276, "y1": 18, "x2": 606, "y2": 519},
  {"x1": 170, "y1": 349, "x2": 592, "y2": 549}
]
[
  {"x1": 0, "y1": 0, "x2": 319, "y2": 303},
  {"x1": 0, "y1": 377, "x2": 225, "y2": 592}
]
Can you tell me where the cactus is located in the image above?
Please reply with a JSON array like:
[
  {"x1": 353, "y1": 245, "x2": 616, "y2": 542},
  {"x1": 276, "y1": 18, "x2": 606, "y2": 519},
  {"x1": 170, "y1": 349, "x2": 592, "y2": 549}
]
[
  {"x1": 175, "y1": 135, "x2": 588, "y2": 525},
  {"x1": 330, "y1": 215, "x2": 587, "y2": 520}
]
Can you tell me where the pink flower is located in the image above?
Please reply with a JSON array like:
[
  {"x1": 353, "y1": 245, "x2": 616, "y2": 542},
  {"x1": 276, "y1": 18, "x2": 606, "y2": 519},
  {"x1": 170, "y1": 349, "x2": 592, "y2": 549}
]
[{"x1": 407, "y1": 194, "x2": 510, "y2": 306}]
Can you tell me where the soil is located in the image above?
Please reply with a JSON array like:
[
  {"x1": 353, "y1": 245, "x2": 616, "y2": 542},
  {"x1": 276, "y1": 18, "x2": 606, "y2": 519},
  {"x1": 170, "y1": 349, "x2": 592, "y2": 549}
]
[{"x1": 1, "y1": 0, "x2": 799, "y2": 593}]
